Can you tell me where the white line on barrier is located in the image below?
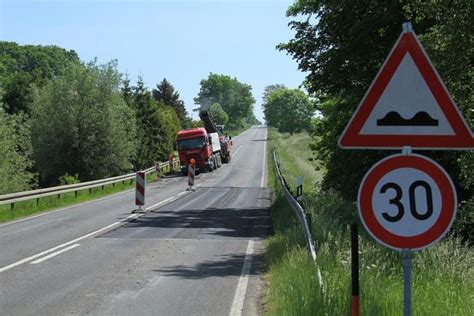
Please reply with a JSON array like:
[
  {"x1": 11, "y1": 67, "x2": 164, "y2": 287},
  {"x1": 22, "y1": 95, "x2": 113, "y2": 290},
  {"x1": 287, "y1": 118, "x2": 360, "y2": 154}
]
[
  {"x1": 30, "y1": 244, "x2": 80, "y2": 264},
  {"x1": 229, "y1": 240, "x2": 255, "y2": 316}
]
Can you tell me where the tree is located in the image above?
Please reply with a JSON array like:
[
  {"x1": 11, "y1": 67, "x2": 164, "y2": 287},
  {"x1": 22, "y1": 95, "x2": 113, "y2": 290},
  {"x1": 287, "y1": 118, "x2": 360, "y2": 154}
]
[
  {"x1": 31, "y1": 60, "x2": 137, "y2": 185},
  {"x1": 263, "y1": 87, "x2": 313, "y2": 134},
  {"x1": 209, "y1": 103, "x2": 229, "y2": 126},
  {"x1": 0, "y1": 108, "x2": 36, "y2": 194},
  {"x1": 0, "y1": 42, "x2": 80, "y2": 114},
  {"x1": 129, "y1": 77, "x2": 180, "y2": 169},
  {"x1": 279, "y1": 0, "x2": 473, "y2": 205},
  {"x1": 152, "y1": 78, "x2": 188, "y2": 126},
  {"x1": 263, "y1": 84, "x2": 286, "y2": 104},
  {"x1": 194, "y1": 73, "x2": 256, "y2": 129}
]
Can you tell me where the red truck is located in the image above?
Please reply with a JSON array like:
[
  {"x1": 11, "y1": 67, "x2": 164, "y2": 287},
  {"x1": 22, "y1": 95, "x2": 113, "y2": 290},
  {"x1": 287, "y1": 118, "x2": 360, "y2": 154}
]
[{"x1": 176, "y1": 111, "x2": 232, "y2": 175}]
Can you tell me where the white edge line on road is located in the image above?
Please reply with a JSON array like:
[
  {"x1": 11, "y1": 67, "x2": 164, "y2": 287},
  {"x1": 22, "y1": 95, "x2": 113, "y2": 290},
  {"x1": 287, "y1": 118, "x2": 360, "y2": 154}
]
[
  {"x1": 260, "y1": 129, "x2": 267, "y2": 188},
  {"x1": 0, "y1": 220, "x2": 122, "y2": 273},
  {"x1": 30, "y1": 244, "x2": 81, "y2": 264},
  {"x1": 229, "y1": 240, "x2": 255, "y2": 316},
  {"x1": 145, "y1": 197, "x2": 175, "y2": 211},
  {"x1": 231, "y1": 126, "x2": 256, "y2": 158},
  {"x1": 0, "y1": 190, "x2": 191, "y2": 273}
]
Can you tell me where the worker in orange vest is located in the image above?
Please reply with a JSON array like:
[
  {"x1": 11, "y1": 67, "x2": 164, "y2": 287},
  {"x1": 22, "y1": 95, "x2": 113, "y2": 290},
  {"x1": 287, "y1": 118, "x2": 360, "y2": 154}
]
[{"x1": 187, "y1": 158, "x2": 196, "y2": 191}]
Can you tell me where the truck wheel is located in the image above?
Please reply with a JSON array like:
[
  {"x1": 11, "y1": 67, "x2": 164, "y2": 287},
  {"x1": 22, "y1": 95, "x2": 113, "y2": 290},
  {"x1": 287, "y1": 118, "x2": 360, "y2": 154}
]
[
  {"x1": 208, "y1": 159, "x2": 214, "y2": 172},
  {"x1": 217, "y1": 154, "x2": 222, "y2": 168}
]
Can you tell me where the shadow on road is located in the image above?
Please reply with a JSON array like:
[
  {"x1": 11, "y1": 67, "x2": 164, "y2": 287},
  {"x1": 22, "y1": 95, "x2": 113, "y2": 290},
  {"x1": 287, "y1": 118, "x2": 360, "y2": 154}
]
[
  {"x1": 153, "y1": 252, "x2": 265, "y2": 279},
  {"x1": 121, "y1": 206, "x2": 269, "y2": 239}
]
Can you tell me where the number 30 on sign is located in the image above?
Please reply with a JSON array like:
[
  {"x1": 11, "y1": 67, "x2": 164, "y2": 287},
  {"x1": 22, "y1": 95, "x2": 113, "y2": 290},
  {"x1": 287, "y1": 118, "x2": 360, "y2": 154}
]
[{"x1": 358, "y1": 154, "x2": 457, "y2": 251}]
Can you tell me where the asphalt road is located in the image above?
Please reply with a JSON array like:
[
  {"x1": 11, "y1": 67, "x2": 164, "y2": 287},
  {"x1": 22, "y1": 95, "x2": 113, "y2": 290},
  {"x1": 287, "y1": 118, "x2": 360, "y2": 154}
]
[{"x1": 0, "y1": 126, "x2": 270, "y2": 316}]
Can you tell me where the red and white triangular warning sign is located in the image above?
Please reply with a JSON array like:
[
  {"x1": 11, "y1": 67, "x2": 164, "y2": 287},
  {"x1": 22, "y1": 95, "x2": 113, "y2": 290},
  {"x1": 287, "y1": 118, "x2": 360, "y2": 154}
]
[{"x1": 339, "y1": 24, "x2": 473, "y2": 150}]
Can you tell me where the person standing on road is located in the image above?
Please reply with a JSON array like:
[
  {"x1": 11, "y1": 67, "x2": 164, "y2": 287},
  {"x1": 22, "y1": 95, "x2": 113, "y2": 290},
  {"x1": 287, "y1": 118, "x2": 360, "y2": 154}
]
[{"x1": 187, "y1": 158, "x2": 196, "y2": 191}]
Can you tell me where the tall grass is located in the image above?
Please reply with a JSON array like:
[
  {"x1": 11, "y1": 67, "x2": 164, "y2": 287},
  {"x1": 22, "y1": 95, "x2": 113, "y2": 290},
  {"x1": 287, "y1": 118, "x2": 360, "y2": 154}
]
[{"x1": 265, "y1": 128, "x2": 474, "y2": 315}]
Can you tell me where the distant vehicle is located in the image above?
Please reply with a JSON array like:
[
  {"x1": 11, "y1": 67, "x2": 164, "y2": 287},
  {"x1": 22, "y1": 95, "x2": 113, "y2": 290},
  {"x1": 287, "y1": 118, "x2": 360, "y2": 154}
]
[{"x1": 176, "y1": 111, "x2": 232, "y2": 175}]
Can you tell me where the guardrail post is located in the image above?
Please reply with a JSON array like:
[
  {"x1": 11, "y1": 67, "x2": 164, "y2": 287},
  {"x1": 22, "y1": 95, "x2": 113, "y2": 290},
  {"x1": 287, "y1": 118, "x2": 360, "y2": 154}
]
[
  {"x1": 74, "y1": 191, "x2": 78, "y2": 198},
  {"x1": 11, "y1": 202, "x2": 14, "y2": 210},
  {"x1": 57, "y1": 194, "x2": 60, "y2": 200},
  {"x1": 36, "y1": 198, "x2": 40, "y2": 205}
]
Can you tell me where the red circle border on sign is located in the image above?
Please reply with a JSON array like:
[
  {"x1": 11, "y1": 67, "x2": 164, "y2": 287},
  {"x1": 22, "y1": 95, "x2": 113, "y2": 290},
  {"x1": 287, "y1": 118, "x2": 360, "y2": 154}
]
[{"x1": 358, "y1": 154, "x2": 457, "y2": 250}]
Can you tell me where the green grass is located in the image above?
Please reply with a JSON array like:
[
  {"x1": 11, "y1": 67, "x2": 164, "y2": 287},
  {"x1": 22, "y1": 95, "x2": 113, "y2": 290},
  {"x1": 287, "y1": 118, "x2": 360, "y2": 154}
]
[
  {"x1": 0, "y1": 169, "x2": 162, "y2": 223},
  {"x1": 265, "y1": 128, "x2": 474, "y2": 315}
]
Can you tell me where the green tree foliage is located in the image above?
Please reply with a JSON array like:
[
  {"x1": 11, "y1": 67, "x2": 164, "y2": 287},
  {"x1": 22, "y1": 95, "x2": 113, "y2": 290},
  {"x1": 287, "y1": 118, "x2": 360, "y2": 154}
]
[
  {"x1": 0, "y1": 42, "x2": 80, "y2": 114},
  {"x1": 0, "y1": 108, "x2": 36, "y2": 194},
  {"x1": 152, "y1": 78, "x2": 188, "y2": 127},
  {"x1": 263, "y1": 87, "x2": 313, "y2": 134},
  {"x1": 245, "y1": 112, "x2": 262, "y2": 126},
  {"x1": 31, "y1": 61, "x2": 137, "y2": 186},
  {"x1": 128, "y1": 77, "x2": 180, "y2": 169},
  {"x1": 194, "y1": 73, "x2": 256, "y2": 129},
  {"x1": 280, "y1": 0, "x2": 473, "y2": 240},
  {"x1": 263, "y1": 84, "x2": 286, "y2": 103},
  {"x1": 209, "y1": 103, "x2": 229, "y2": 126}
]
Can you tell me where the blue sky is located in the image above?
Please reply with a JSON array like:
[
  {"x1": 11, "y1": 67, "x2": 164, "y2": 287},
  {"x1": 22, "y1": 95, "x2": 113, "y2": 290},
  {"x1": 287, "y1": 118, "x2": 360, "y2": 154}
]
[{"x1": 0, "y1": 0, "x2": 306, "y2": 122}]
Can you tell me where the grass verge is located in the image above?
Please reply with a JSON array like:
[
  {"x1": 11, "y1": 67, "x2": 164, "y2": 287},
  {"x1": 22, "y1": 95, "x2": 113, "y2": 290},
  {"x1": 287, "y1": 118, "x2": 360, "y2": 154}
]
[
  {"x1": 265, "y1": 128, "x2": 473, "y2": 315},
  {"x1": 0, "y1": 170, "x2": 160, "y2": 223}
]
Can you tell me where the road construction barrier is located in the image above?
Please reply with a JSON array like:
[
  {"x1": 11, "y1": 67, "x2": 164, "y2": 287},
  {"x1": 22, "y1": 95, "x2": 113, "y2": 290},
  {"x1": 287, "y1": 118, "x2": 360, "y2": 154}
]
[
  {"x1": 187, "y1": 163, "x2": 195, "y2": 190},
  {"x1": 135, "y1": 171, "x2": 145, "y2": 210}
]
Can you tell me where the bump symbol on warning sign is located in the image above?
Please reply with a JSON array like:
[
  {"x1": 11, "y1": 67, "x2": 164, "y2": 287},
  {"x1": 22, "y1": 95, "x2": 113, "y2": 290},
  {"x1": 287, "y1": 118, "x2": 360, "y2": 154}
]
[{"x1": 339, "y1": 27, "x2": 473, "y2": 149}]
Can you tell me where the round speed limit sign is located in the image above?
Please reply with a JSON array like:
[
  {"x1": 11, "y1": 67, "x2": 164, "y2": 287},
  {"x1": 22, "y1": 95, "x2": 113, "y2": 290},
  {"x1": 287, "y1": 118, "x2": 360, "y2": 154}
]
[{"x1": 358, "y1": 154, "x2": 457, "y2": 250}]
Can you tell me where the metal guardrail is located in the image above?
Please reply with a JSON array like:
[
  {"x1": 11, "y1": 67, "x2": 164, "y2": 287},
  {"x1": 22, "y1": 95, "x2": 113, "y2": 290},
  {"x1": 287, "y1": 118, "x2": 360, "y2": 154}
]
[
  {"x1": 272, "y1": 147, "x2": 324, "y2": 287},
  {"x1": 0, "y1": 158, "x2": 180, "y2": 207}
]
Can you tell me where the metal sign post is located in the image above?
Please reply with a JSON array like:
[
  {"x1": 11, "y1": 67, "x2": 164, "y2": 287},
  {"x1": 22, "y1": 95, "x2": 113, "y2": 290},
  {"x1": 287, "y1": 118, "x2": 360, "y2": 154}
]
[{"x1": 402, "y1": 249, "x2": 412, "y2": 316}]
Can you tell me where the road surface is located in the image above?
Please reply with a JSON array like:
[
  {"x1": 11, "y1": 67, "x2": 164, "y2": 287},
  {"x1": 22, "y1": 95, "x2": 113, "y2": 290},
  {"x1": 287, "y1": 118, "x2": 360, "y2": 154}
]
[{"x1": 0, "y1": 126, "x2": 269, "y2": 316}]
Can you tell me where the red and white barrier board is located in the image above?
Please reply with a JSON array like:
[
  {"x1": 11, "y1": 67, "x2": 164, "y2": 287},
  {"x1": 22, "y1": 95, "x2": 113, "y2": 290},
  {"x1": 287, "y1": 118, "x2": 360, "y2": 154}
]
[{"x1": 135, "y1": 170, "x2": 145, "y2": 207}]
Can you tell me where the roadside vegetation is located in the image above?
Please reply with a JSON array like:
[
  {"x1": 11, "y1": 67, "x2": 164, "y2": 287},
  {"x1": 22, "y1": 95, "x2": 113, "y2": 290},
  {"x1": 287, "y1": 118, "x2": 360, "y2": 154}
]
[
  {"x1": 265, "y1": 129, "x2": 473, "y2": 315},
  {"x1": 0, "y1": 42, "x2": 260, "y2": 197},
  {"x1": 264, "y1": 2, "x2": 472, "y2": 313}
]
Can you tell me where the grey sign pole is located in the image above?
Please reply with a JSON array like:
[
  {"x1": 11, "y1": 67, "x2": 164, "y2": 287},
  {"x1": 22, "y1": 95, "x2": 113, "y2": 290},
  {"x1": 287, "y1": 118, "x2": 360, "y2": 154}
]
[{"x1": 402, "y1": 249, "x2": 412, "y2": 316}]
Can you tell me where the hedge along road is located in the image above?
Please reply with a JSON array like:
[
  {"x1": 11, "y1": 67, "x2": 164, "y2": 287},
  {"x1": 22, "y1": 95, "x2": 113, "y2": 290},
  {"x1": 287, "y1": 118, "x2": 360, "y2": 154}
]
[{"x1": 0, "y1": 126, "x2": 269, "y2": 316}]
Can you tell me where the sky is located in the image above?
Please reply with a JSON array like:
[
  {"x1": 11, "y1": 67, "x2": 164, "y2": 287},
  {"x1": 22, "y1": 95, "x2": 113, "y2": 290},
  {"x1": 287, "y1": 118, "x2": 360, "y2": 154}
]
[{"x1": 0, "y1": 0, "x2": 307, "y2": 122}]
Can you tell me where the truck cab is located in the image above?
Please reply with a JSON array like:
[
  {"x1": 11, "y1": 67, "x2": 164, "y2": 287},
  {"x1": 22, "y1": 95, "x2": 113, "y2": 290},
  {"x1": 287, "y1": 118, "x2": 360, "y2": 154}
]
[{"x1": 177, "y1": 127, "x2": 221, "y2": 175}]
